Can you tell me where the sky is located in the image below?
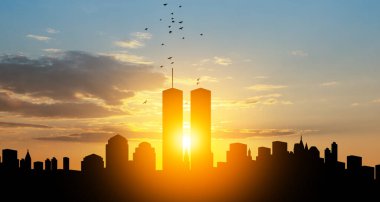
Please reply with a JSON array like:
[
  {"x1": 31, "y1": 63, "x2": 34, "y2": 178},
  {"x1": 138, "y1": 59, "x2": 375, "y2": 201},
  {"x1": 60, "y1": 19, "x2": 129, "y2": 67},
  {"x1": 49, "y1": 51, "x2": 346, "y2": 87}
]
[{"x1": 1, "y1": 0, "x2": 380, "y2": 170}]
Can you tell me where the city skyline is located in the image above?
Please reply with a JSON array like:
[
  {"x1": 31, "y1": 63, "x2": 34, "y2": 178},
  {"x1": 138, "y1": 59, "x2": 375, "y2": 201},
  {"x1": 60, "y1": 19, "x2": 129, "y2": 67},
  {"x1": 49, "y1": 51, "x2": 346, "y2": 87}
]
[{"x1": 1, "y1": 0, "x2": 380, "y2": 170}]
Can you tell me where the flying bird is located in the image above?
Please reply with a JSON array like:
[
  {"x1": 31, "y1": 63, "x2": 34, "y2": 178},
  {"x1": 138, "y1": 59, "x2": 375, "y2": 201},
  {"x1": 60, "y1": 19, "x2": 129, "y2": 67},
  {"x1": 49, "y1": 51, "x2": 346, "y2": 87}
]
[
  {"x1": 179, "y1": 27, "x2": 183, "y2": 30},
  {"x1": 145, "y1": 28, "x2": 148, "y2": 31},
  {"x1": 168, "y1": 25, "x2": 171, "y2": 28},
  {"x1": 143, "y1": 100, "x2": 148, "y2": 104},
  {"x1": 171, "y1": 17, "x2": 174, "y2": 20},
  {"x1": 172, "y1": 20, "x2": 175, "y2": 23},
  {"x1": 182, "y1": 37, "x2": 185, "y2": 39},
  {"x1": 168, "y1": 57, "x2": 173, "y2": 60},
  {"x1": 171, "y1": 62, "x2": 174, "y2": 64},
  {"x1": 160, "y1": 65, "x2": 164, "y2": 68},
  {"x1": 179, "y1": 21, "x2": 183, "y2": 24},
  {"x1": 161, "y1": 43, "x2": 165, "y2": 46},
  {"x1": 169, "y1": 30, "x2": 172, "y2": 34},
  {"x1": 197, "y1": 78, "x2": 200, "y2": 81},
  {"x1": 163, "y1": 3, "x2": 168, "y2": 6},
  {"x1": 171, "y1": 12, "x2": 174, "y2": 15},
  {"x1": 160, "y1": 18, "x2": 162, "y2": 21},
  {"x1": 196, "y1": 82, "x2": 200, "y2": 86},
  {"x1": 179, "y1": 5, "x2": 182, "y2": 8},
  {"x1": 200, "y1": 33, "x2": 203, "y2": 36}
]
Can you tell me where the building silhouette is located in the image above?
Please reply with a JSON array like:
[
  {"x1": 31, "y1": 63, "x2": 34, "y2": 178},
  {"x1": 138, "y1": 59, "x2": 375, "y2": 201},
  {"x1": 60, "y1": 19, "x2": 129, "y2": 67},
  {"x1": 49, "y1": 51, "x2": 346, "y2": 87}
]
[
  {"x1": 51, "y1": 157, "x2": 57, "y2": 172},
  {"x1": 226, "y1": 143, "x2": 252, "y2": 169},
  {"x1": 25, "y1": 150, "x2": 32, "y2": 171},
  {"x1": 45, "y1": 158, "x2": 51, "y2": 171},
  {"x1": 106, "y1": 134, "x2": 129, "y2": 173},
  {"x1": 34, "y1": 161, "x2": 43, "y2": 172},
  {"x1": 2, "y1": 149, "x2": 18, "y2": 171},
  {"x1": 63, "y1": 157, "x2": 69, "y2": 171},
  {"x1": 133, "y1": 142, "x2": 156, "y2": 172},
  {"x1": 190, "y1": 88, "x2": 213, "y2": 171},
  {"x1": 347, "y1": 155, "x2": 362, "y2": 178},
  {"x1": 162, "y1": 87, "x2": 183, "y2": 171},
  {"x1": 81, "y1": 154, "x2": 104, "y2": 175},
  {"x1": 272, "y1": 141, "x2": 288, "y2": 157},
  {"x1": 256, "y1": 147, "x2": 271, "y2": 162}
]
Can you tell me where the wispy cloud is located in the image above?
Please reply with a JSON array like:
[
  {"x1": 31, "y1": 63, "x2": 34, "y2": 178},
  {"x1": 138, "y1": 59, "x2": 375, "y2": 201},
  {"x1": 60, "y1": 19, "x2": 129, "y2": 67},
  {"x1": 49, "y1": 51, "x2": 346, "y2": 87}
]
[
  {"x1": 321, "y1": 81, "x2": 339, "y2": 87},
  {"x1": 214, "y1": 128, "x2": 318, "y2": 139},
  {"x1": 213, "y1": 56, "x2": 232, "y2": 66},
  {"x1": 114, "y1": 40, "x2": 144, "y2": 49},
  {"x1": 26, "y1": 34, "x2": 51, "y2": 41},
  {"x1": 46, "y1": 27, "x2": 59, "y2": 34},
  {"x1": 132, "y1": 32, "x2": 152, "y2": 40},
  {"x1": 42, "y1": 48, "x2": 62, "y2": 53},
  {"x1": 213, "y1": 94, "x2": 293, "y2": 109},
  {"x1": 100, "y1": 51, "x2": 153, "y2": 65},
  {"x1": 175, "y1": 76, "x2": 219, "y2": 86},
  {"x1": 372, "y1": 99, "x2": 380, "y2": 103},
  {"x1": 290, "y1": 50, "x2": 308, "y2": 57},
  {"x1": 247, "y1": 84, "x2": 288, "y2": 91},
  {"x1": 0, "y1": 122, "x2": 52, "y2": 128}
]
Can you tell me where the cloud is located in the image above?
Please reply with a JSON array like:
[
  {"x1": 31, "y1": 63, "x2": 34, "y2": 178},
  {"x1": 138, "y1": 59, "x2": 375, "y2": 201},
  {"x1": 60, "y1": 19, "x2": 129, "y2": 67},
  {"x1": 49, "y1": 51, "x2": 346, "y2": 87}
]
[
  {"x1": 46, "y1": 28, "x2": 59, "y2": 34},
  {"x1": 214, "y1": 129, "x2": 318, "y2": 139},
  {"x1": 0, "y1": 121, "x2": 51, "y2": 128},
  {"x1": 0, "y1": 92, "x2": 125, "y2": 118},
  {"x1": 213, "y1": 56, "x2": 232, "y2": 66},
  {"x1": 372, "y1": 99, "x2": 380, "y2": 103},
  {"x1": 35, "y1": 132, "x2": 114, "y2": 143},
  {"x1": 175, "y1": 76, "x2": 219, "y2": 86},
  {"x1": 290, "y1": 50, "x2": 308, "y2": 57},
  {"x1": 214, "y1": 94, "x2": 293, "y2": 109},
  {"x1": 100, "y1": 51, "x2": 153, "y2": 65},
  {"x1": 132, "y1": 32, "x2": 152, "y2": 40},
  {"x1": 321, "y1": 81, "x2": 339, "y2": 87},
  {"x1": 114, "y1": 39, "x2": 144, "y2": 49},
  {"x1": 0, "y1": 51, "x2": 165, "y2": 106},
  {"x1": 351, "y1": 102, "x2": 360, "y2": 107},
  {"x1": 247, "y1": 84, "x2": 288, "y2": 91},
  {"x1": 26, "y1": 34, "x2": 51, "y2": 41},
  {"x1": 42, "y1": 48, "x2": 62, "y2": 53}
]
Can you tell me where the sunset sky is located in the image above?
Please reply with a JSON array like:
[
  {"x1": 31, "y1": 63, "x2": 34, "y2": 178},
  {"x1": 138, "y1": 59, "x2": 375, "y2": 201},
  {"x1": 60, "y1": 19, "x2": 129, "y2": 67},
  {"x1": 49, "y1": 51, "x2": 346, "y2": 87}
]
[{"x1": 1, "y1": 0, "x2": 380, "y2": 170}]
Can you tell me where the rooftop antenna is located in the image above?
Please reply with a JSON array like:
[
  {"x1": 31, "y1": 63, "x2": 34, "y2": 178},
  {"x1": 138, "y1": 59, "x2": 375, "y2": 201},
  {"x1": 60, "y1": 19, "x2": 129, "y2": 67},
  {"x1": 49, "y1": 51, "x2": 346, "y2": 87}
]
[{"x1": 171, "y1": 68, "x2": 174, "y2": 88}]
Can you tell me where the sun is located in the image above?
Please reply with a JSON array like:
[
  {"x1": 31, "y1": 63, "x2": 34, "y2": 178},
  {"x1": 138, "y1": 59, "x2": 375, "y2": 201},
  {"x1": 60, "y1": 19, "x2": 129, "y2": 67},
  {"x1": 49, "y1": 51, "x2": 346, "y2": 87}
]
[{"x1": 182, "y1": 135, "x2": 191, "y2": 152}]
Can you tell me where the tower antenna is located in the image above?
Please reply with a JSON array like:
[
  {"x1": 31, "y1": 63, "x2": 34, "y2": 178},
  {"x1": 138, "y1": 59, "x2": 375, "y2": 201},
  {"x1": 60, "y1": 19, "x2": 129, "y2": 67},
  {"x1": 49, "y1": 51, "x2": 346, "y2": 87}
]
[{"x1": 171, "y1": 68, "x2": 174, "y2": 88}]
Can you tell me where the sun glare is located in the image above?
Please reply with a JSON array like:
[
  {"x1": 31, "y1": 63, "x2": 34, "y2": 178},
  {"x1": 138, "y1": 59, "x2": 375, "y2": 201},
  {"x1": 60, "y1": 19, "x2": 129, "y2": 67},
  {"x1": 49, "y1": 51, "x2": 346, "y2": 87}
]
[{"x1": 182, "y1": 135, "x2": 191, "y2": 152}]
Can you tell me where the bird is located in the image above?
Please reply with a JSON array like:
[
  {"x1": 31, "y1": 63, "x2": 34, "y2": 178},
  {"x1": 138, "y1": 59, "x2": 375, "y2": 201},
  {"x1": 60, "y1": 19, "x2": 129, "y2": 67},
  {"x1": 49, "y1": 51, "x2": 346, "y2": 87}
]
[
  {"x1": 197, "y1": 78, "x2": 200, "y2": 81},
  {"x1": 160, "y1": 65, "x2": 164, "y2": 68},
  {"x1": 169, "y1": 30, "x2": 172, "y2": 34},
  {"x1": 171, "y1": 17, "x2": 174, "y2": 20},
  {"x1": 168, "y1": 25, "x2": 171, "y2": 28},
  {"x1": 171, "y1": 12, "x2": 174, "y2": 15},
  {"x1": 182, "y1": 37, "x2": 185, "y2": 39},
  {"x1": 145, "y1": 28, "x2": 148, "y2": 31},
  {"x1": 143, "y1": 100, "x2": 147, "y2": 104},
  {"x1": 161, "y1": 43, "x2": 165, "y2": 46},
  {"x1": 179, "y1": 27, "x2": 183, "y2": 30},
  {"x1": 200, "y1": 33, "x2": 203, "y2": 36},
  {"x1": 172, "y1": 20, "x2": 175, "y2": 23},
  {"x1": 196, "y1": 82, "x2": 200, "y2": 86},
  {"x1": 160, "y1": 18, "x2": 162, "y2": 21},
  {"x1": 171, "y1": 62, "x2": 174, "y2": 64},
  {"x1": 163, "y1": 3, "x2": 168, "y2": 6},
  {"x1": 168, "y1": 57, "x2": 173, "y2": 60},
  {"x1": 179, "y1": 5, "x2": 182, "y2": 8},
  {"x1": 179, "y1": 21, "x2": 183, "y2": 24}
]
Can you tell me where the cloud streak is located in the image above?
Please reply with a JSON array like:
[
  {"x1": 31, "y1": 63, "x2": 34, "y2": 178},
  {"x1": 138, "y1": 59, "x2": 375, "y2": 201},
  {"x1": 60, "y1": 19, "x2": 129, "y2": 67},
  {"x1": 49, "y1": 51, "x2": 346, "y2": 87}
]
[
  {"x1": 247, "y1": 84, "x2": 288, "y2": 91},
  {"x1": 26, "y1": 34, "x2": 51, "y2": 41},
  {"x1": 0, "y1": 121, "x2": 52, "y2": 128},
  {"x1": 114, "y1": 39, "x2": 144, "y2": 49},
  {"x1": 321, "y1": 81, "x2": 339, "y2": 87},
  {"x1": 214, "y1": 129, "x2": 318, "y2": 139},
  {"x1": 213, "y1": 56, "x2": 232, "y2": 66}
]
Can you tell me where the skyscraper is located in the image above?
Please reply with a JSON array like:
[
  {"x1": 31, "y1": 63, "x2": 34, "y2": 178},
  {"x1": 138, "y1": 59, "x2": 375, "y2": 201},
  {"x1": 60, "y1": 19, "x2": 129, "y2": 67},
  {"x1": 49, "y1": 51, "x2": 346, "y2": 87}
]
[
  {"x1": 2, "y1": 149, "x2": 18, "y2": 171},
  {"x1": 25, "y1": 150, "x2": 32, "y2": 171},
  {"x1": 106, "y1": 134, "x2": 129, "y2": 172},
  {"x1": 162, "y1": 87, "x2": 183, "y2": 171},
  {"x1": 133, "y1": 142, "x2": 156, "y2": 172},
  {"x1": 63, "y1": 157, "x2": 70, "y2": 171},
  {"x1": 191, "y1": 88, "x2": 213, "y2": 171}
]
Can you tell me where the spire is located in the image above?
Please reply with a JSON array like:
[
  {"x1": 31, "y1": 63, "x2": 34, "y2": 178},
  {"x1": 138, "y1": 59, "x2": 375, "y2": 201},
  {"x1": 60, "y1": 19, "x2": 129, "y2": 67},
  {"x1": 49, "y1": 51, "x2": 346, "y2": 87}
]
[
  {"x1": 300, "y1": 135, "x2": 304, "y2": 149},
  {"x1": 25, "y1": 149, "x2": 31, "y2": 159},
  {"x1": 305, "y1": 143, "x2": 309, "y2": 151},
  {"x1": 248, "y1": 148, "x2": 252, "y2": 160}
]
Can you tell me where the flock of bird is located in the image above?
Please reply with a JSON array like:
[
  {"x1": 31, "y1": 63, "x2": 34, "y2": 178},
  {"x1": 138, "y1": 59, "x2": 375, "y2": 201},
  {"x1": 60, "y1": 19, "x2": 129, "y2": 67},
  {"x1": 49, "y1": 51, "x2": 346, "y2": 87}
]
[{"x1": 143, "y1": 2, "x2": 204, "y2": 104}]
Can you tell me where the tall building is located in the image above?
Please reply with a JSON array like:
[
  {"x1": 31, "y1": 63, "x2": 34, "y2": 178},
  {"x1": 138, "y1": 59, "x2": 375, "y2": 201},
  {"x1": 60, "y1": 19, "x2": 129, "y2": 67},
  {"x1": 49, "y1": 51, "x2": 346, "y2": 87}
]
[
  {"x1": 133, "y1": 142, "x2": 156, "y2": 172},
  {"x1": 347, "y1": 155, "x2": 362, "y2": 177},
  {"x1": 106, "y1": 134, "x2": 129, "y2": 172},
  {"x1": 51, "y1": 157, "x2": 58, "y2": 172},
  {"x1": 162, "y1": 87, "x2": 183, "y2": 171},
  {"x1": 191, "y1": 88, "x2": 213, "y2": 171},
  {"x1": 63, "y1": 157, "x2": 70, "y2": 171},
  {"x1": 226, "y1": 143, "x2": 251, "y2": 167},
  {"x1": 331, "y1": 142, "x2": 338, "y2": 163},
  {"x1": 2, "y1": 149, "x2": 18, "y2": 171},
  {"x1": 81, "y1": 154, "x2": 104, "y2": 175},
  {"x1": 257, "y1": 147, "x2": 271, "y2": 161},
  {"x1": 45, "y1": 158, "x2": 51, "y2": 171},
  {"x1": 25, "y1": 150, "x2": 32, "y2": 171},
  {"x1": 34, "y1": 161, "x2": 43, "y2": 172},
  {"x1": 272, "y1": 141, "x2": 288, "y2": 157}
]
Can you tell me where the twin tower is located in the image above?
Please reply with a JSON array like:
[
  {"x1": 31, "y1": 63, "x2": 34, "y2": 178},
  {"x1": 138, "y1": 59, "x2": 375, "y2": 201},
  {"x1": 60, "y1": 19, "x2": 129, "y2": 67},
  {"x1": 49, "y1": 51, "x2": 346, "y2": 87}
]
[{"x1": 162, "y1": 87, "x2": 213, "y2": 172}]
